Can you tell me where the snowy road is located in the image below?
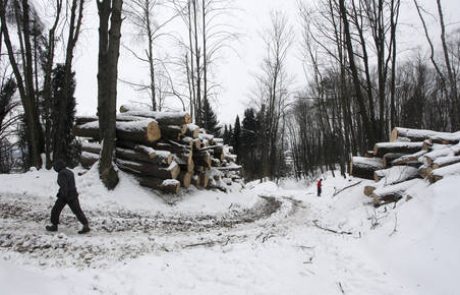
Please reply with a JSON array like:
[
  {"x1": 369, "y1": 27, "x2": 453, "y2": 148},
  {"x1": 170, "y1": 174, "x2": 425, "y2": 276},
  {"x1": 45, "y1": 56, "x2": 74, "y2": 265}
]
[{"x1": 1, "y1": 169, "x2": 459, "y2": 294}]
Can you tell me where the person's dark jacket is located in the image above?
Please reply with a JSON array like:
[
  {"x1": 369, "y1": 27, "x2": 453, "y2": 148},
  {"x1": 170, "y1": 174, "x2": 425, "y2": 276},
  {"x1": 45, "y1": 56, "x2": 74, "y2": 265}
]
[{"x1": 53, "y1": 160, "x2": 78, "y2": 201}]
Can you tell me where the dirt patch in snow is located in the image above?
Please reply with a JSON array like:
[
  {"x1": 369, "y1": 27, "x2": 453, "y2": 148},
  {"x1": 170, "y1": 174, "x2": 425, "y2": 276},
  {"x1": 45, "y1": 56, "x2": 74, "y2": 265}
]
[{"x1": 0, "y1": 193, "x2": 295, "y2": 268}]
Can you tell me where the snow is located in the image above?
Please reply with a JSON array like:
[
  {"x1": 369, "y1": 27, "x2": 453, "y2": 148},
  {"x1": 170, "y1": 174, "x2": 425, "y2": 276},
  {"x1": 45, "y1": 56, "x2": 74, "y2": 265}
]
[
  {"x1": 375, "y1": 165, "x2": 419, "y2": 185},
  {"x1": 431, "y1": 162, "x2": 460, "y2": 178},
  {"x1": 420, "y1": 143, "x2": 460, "y2": 163},
  {"x1": 375, "y1": 141, "x2": 424, "y2": 149},
  {"x1": 162, "y1": 179, "x2": 180, "y2": 186},
  {"x1": 433, "y1": 155, "x2": 460, "y2": 166},
  {"x1": 373, "y1": 178, "x2": 424, "y2": 196},
  {"x1": 1, "y1": 168, "x2": 460, "y2": 294},
  {"x1": 394, "y1": 127, "x2": 460, "y2": 142},
  {"x1": 186, "y1": 123, "x2": 199, "y2": 131},
  {"x1": 124, "y1": 110, "x2": 189, "y2": 120},
  {"x1": 352, "y1": 156, "x2": 384, "y2": 169},
  {"x1": 79, "y1": 119, "x2": 157, "y2": 132}
]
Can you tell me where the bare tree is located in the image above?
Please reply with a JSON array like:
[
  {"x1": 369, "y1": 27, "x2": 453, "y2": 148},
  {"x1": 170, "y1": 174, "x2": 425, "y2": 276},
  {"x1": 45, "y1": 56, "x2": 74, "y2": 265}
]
[
  {"x1": 254, "y1": 11, "x2": 293, "y2": 178},
  {"x1": 52, "y1": 0, "x2": 85, "y2": 164},
  {"x1": 41, "y1": 0, "x2": 63, "y2": 169},
  {"x1": 414, "y1": 0, "x2": 460, "y2": 130},
  {"x1": 97, "y1": 0, "x2": 123, "y2": 189},
  {"x1": 125, "y1": 0, "x2": 178, "y2": 111},
  {"x1": 0, "y1": 0, "x2": 44, "y2": 168}
]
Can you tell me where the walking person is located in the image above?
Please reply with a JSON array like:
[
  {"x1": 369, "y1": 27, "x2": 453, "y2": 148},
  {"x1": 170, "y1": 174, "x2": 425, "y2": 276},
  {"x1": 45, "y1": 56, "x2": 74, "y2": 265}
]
[
  {"x1": 46, "y1": 159, "x2": 90, "y2": 234},
  {"x1": 317, "y1": 178, "x2": 322, "y2": 197}
]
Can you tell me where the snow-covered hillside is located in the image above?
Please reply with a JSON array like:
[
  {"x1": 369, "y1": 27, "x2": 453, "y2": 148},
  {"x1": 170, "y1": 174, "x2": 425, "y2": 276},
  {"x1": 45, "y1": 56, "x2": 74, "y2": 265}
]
[{"x1": 0, "y1": 168, "x2": 459, "y2": 294}]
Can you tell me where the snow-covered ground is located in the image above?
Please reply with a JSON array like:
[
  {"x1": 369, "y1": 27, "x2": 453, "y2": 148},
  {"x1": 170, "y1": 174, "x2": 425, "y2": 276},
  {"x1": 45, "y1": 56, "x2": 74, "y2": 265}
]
[{"x1": 0, "y1": 167, "x2": 459, "y2": 294}]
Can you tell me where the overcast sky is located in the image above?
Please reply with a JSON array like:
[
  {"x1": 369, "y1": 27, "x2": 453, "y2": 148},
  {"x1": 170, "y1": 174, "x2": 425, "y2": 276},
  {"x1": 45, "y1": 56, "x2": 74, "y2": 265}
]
[{"x1": 73, "y1": 0, "x2": 460, "y2": 124}]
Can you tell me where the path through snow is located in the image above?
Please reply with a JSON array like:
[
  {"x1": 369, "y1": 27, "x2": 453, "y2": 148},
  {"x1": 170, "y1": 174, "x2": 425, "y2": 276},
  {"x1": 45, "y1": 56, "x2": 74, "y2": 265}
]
[{"x1": 1, "y1": 169, "x2": 458, "y2": 294}]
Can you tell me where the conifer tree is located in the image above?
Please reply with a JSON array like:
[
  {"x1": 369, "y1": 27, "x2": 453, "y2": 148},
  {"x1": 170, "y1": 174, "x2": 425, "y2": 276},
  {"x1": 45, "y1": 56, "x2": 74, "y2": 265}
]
[
  {"x1": 240, "y1": 108, "x2": 258, "y2": 178},
  {"x1": 51, "y1": 64, "x2": 77, "y2": 166},
  {"x1": 223, "y1": 125, "x2": 229, "y2": 144},
  {"x1": 201, "y1": 97, "x2": 221, "y2": 136},
  {"x1": 232, "y1": 115, "x2": 241, "y2": 161}
]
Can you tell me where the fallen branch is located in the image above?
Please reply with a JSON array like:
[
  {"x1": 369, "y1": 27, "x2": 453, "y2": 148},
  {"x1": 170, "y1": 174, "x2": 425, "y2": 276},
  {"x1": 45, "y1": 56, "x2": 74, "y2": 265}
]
[
  {"x1": 312, "y1": 220, "x2": 353, "y2": 235},
  {"x1": 333, "y1": 181, "x2": 363, "y2": 197}
]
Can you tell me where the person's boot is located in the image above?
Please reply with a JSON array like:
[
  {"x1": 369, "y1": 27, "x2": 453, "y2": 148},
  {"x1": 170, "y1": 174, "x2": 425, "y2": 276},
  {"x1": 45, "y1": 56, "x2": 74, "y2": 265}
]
[
  {"x1": 45, "y1": 225, "x2": 58, "y2": 232},
  {"x1": 78, "y1": 224, "x2": 90, "y2": 234}
]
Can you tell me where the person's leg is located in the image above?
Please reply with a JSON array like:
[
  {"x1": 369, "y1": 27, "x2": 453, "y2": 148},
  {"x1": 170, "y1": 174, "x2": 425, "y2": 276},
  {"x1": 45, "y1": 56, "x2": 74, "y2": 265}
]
[
  {"x1": 67, "y1": 198, "x2": 89, "y2": 226},
  {"x1": 50, "y1": 198, "x2": 67, "y2": 226}
]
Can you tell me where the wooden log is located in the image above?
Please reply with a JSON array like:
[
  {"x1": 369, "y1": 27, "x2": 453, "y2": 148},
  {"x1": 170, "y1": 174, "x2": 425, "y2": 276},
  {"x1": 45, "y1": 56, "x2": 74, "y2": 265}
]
[
  {"x1": 382, "y1": 153, "x2": 406, "y2": 168},
  {"x1": 181, "y1": 136, "x2": 201, "y2": 150},
  {"x1": 418, "y1": 166, "x2": 432, "y2": 178},
  {"x1": 179, "y1": 171, "x2": 193, "y2": 188},
  {"x1": 154, "y1": 141, "x2": 191, "y2": 154},
  {"x1": 213, "y1": 145, "x2": 225, "y2": 161},
  {"x1": 432, "y1": 155, "x2": 460, "y2": 169},
  {"x1": 373, "y1": 166, "x2": 419, "y2": 184},
  {"x1": 428, "y1": 162, "x2": 460, "y2": 183},
  {"x1": 120, "y1": 108, "x2": 192, "y2": 125},
  {"x1": 73, "y1": 120, "x2": 161, "y2": 144},
  {"x1": 185, "y1": 123, "x2": 200, "y2": 138},
  {"x1": 75, "y1": 115, "x2": 98, "y2": 125},
  {"x1": 80, "y1": 151, "x2": 99, "y2": 168},
  {"x1": 211, "y1": 158, "x2": 221, "y2": 167},
  {"x1": 116, "y1": 159, "x2": 180, "y2": 179},
  {"x1": 198, "y1": 132, "x2": 215, "y2": 145},
  {"x1": 390, "y1": 127, "x2": 460, "y2": 144},
  {"x1": 350, "y1": 157, "x2": 384, "y2": 180},
  {"x1": 373, "y1": 142, "x2": 424, "y2": 157},
  {"x1": 364, "y1": 186, "x2": 376, "y2": 197},
  {"x1": 422, "y1": 144, "x2": 460, "y2": 165},
  {"x1": 370, "y1": 179, "x2": 422, "y2": 207},
  {"x1": 198, "y1": 173, "x2": 209, "y2": 188},
  {"x1": 137, "y1": 177, "x2": 180, "y2": 194},
  {"x1": 193, "y1": 151, "x2": 212, "y2": 168},
  {"x1": 160, "y1": 125, "x2": 186, "y2": 141},
  {"x1": 174, "y1": 152, "x2": 194, "y2": 173},
  {"x1": 365, "y1": 150, "x2": 375, "y2": 157},
  {"x1": 392, "y1": 150, "x2": 427, "y2": 166},
  {"x1": 81, "y1": 142, "x2": 101, "y2": 154},
  {"x1": 82, "y1": 141, "x2": 172, "y2": 165}
]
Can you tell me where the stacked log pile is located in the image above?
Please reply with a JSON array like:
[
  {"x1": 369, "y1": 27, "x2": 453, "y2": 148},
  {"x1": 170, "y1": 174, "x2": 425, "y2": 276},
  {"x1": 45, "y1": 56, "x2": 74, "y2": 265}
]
[
  {"x1": 351, "y1": 127, "x2": 460, "y2": 207},
  {"x1": 74, "y1": 105, "x2": 241, "y2": 194}
]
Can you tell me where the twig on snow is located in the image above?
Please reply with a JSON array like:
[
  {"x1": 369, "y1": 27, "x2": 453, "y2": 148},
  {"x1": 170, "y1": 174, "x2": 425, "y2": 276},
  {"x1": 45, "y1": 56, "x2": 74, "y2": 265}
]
[
  {"x1": 389, "y1": 214, "x2": 398, "y2": 237},
  {"x1": 333, "y1": 181, "x2": 363, "y2": 197},
  {"x1": 338, "y1": 282, "x2": 345, "y2": 294},
  {"x1": 312, "y1": 220, "x2": 353, "y2": 235}
]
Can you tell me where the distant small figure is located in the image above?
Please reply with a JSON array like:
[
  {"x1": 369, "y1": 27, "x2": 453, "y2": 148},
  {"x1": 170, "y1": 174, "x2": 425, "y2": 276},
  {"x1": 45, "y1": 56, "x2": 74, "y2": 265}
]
[
  {"x1": 317, "y1": 179, "x2": 322, "y2": 197},
  {"x1": 46, "y1": 159, "x2": 90, "y2": 234}
]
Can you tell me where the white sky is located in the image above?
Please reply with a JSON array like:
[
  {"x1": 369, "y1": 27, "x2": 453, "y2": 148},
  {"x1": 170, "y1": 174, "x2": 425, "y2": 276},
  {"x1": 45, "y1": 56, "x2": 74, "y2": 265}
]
[{"x1": 73, "y1": 0, "x2": 460, "y2": 124}]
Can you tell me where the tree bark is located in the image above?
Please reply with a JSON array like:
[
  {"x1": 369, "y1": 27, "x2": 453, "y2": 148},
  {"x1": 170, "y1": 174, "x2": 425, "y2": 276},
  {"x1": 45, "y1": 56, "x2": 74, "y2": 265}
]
[{"x1": 97, "y1": 0, "x2": 123, "y2": 189}]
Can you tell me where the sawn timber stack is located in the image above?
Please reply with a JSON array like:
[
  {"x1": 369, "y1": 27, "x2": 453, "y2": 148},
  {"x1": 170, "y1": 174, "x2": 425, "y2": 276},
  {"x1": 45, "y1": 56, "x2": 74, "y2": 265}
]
[
  {"x1": 350, "y1": 127, "x2": 460, "y2": 207},
  {"x1": 74, "y1": 105, "x2": 241, "y2": 194}
]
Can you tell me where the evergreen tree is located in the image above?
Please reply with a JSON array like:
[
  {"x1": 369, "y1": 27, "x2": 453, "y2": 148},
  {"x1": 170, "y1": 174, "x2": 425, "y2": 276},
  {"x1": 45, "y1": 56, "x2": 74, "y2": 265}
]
[
  {"x1": 51, "y1": 64, "x2": 77, "y2": 166},
  {"x1": 201, "y1": 97, "x2": 221, "y2": 136},
  {"x1": 232, "y1": 115, "x2": 241, "y2": 161},
  {"x1": 227, "y1": 125, "x2": 233, "y2": 145},
  {"x1": 223, "y1": 125, "x2": 229, "y2": 144},
  {"x1": 240, "y1": 108, "x2": 258, "y2": 178}
]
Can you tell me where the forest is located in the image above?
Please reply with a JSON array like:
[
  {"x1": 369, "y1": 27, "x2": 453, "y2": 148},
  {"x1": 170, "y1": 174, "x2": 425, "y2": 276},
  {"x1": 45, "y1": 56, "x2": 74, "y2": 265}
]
[{"x1": 0, "y1": 0, "x2": 459, "y2": 186}]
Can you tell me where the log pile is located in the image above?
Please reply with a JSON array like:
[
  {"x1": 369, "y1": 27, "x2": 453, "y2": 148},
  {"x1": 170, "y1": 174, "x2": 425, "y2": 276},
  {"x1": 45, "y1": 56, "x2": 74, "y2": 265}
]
[
  {"x1": 350, "y1": 127, "x2": 460, "y2": 207},
  {"x1": 74, "y1": 105, "x2": 241, "y2": 194}
]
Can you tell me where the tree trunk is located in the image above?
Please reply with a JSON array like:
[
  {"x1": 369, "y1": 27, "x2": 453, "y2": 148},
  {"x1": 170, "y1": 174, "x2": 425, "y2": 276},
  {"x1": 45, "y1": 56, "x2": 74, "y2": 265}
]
[{"x1": 97, "y1": 0, "x2": 123, "y2": 189}]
